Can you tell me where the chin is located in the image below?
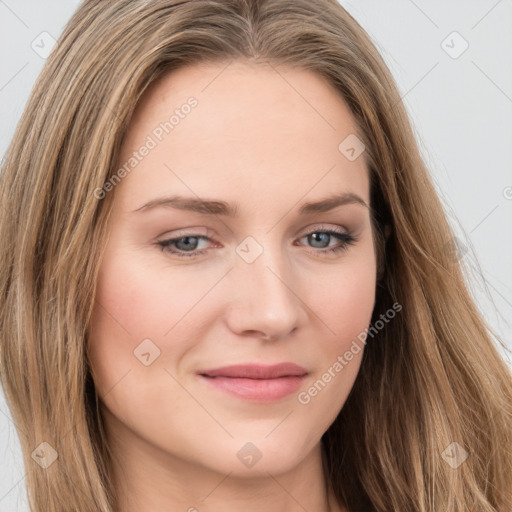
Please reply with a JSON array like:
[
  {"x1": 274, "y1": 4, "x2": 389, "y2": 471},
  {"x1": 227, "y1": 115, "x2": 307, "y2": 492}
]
[{"x1": 193, "y1": 434, "x2": 318, "y2": 477}]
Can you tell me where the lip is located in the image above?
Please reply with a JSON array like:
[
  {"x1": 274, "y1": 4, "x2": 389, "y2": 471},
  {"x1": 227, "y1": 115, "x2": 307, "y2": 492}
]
[
  {"x1": 199, "y1": 363, "x2": 308, "y2": 379},
  {"x1": 197, "y1": 363, "x2": 308, "y2": 403}
]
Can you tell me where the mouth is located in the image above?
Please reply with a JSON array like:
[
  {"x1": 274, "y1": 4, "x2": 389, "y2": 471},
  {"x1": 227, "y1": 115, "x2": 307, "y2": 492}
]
[{"x1": 197, "y1": 363, "x2": 308, "y2": 403}]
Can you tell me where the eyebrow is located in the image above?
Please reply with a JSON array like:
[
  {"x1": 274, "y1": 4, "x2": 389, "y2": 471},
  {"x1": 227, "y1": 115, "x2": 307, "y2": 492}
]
[{"x1": 131, "y1": 192, "x2": 369, "y2": 216}]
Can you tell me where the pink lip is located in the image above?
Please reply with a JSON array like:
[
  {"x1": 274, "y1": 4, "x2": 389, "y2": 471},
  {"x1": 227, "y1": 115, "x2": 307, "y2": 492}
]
[{"x1": 197, "y1": 363, "x2": 308, "y2": 402}]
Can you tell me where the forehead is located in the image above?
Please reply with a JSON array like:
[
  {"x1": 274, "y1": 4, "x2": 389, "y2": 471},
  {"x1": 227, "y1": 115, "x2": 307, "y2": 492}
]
[{"x1": 115, "y1": 60, "x2": 369, "y2": 213}]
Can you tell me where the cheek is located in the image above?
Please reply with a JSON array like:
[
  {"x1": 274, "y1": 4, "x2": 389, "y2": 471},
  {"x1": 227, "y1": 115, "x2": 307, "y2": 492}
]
[
  {"x1": 314, "y1": 240, "x2": 377, "y2": 348},
  {"x1": 89, "y1": 243, "x2": 217, "y2": 348},
  {"x1": 87, "y1": 245, "x2": 221, "y2": 398},
  {"x1": 296, "y1": 248, "x2": 376, "y2": 421}
]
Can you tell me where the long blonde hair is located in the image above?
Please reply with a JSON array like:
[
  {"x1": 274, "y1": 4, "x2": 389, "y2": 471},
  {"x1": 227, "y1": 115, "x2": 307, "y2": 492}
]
[{"x1": 0, "y1": 1, "x2": 510, "y2": 511}]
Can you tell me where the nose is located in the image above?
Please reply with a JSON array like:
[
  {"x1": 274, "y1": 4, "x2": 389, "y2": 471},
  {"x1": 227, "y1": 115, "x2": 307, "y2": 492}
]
[{"x1": 224, "y1": 240, "x2": 306, "y2": 342}]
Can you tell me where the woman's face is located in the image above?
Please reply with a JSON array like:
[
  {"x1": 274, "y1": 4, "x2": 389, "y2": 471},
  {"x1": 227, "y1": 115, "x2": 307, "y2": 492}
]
[{"x1": 88, "y1": 60, "x2": 376, "y2": 479}]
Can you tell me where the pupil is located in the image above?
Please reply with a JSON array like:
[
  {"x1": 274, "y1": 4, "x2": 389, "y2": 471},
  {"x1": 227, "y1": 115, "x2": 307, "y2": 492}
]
[
  {"x1": 177, "y1": 237, "x2": 198, "y2": 251},
  {"x1": 310, "y1": 233, "x2": 329, "y2": 248}
]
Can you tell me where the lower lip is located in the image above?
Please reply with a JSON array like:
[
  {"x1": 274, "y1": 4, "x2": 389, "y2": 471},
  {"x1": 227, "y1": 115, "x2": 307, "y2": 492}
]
[{"x1": 198, "y1": 375, "x2": 307, "y2": 402}]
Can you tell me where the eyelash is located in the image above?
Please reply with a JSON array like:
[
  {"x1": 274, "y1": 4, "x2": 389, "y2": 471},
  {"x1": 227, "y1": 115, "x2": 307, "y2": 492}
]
[{"x1": 157, "y1": 227, "x2": 358, "y2": 259}]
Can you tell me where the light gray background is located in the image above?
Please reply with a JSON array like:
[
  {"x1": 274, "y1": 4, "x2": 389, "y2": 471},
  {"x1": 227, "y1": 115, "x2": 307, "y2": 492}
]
[{"x1": 1, "y1": 1, "x2": 511, "y2": 510}]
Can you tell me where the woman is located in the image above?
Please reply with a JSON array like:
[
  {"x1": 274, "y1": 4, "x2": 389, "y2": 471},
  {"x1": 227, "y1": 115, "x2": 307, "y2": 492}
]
[{"x1": 0, "y1": 1, "x2": 510, "y2": 511}]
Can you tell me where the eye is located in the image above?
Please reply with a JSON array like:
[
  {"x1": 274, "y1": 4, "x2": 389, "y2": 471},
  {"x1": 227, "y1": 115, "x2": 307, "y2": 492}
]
[
  {"x1": 157, "y1": 226, "x2": 358, "y2": 259},
  {"x1": 297, "y1": 228, "x2": 358, "y2": 256},
  {"x1": 157, "y1": 235, "x2": 211, "y2": 258}
]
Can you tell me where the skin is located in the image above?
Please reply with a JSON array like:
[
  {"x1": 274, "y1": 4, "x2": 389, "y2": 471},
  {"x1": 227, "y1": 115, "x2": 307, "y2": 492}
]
[{"x1": 87, "y1": 59, "x2": 377, "y2": 512}]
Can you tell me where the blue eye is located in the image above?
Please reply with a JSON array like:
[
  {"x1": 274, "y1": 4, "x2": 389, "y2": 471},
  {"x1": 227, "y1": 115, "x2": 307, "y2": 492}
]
[
  {"x1": 299, "y1": 230, "x2": 357, "y2": 255},
  {"x1": 158, "y1": 235, "x2": 210, "y2": 258},
  {"x1": 157, "y1": 229, "x2": 357, "y2": 259}
]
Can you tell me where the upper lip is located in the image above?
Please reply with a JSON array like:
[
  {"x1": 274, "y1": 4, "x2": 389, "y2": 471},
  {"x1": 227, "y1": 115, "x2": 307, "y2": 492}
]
[{"x1": 198, "y1": 363, "x2": 308, "y2": 379}]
